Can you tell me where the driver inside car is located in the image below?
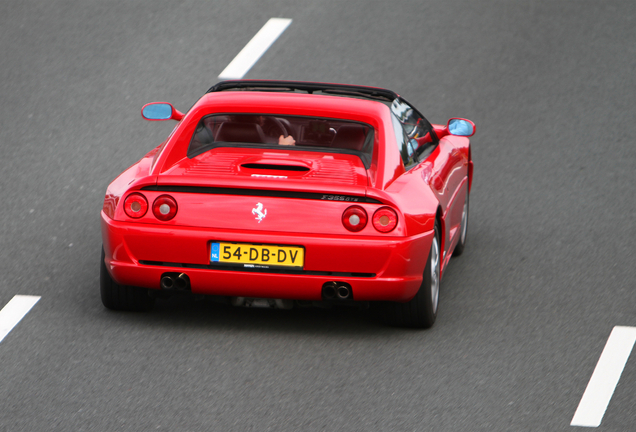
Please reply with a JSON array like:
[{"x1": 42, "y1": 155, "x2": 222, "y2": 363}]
[
  {"x1": 278, "y1": 134, "x2": 295, "y2": 145},
  {"x1": 237, "y1": 115, "x2": 295, "y2": 145}
]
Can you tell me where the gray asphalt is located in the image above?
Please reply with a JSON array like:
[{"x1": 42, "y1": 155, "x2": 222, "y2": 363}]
[{"x1": 1, "y1": 1, "x2": 635, "y2": 431}]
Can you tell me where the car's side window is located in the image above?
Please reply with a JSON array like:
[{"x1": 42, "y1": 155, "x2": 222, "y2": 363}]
[
  {"x1": 390, "y1": 98, "x2": 437, "y2": 167},
  {"x1": 391, "y1": 113, "x2": 416, "y2": 169}
]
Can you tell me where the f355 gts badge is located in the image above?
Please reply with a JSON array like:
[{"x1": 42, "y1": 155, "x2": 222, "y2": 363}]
[{"x1": 252, "y1": 202, "x2": 267, "y2": 223}]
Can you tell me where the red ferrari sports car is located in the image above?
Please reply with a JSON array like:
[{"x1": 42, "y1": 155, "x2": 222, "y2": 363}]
[{"x1": 100, "y1": 80, "x2": 474, "y2": 328}]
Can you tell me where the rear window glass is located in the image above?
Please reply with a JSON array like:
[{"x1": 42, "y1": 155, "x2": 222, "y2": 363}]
[{"x1": 188, "y1": 114, "x2": 374, "y2": 164}]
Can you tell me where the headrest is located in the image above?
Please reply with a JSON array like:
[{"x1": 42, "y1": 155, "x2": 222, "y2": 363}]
[
  {"x1": 331, "y1": 125, "x2": 367, "y2": 151},
  {"x1": 215, "y1": 122, "x2": 266, "y2": 143}
]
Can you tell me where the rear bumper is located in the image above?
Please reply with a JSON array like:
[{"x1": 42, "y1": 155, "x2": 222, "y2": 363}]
[{"x1": 101, "y1": 211, "x2": 433, "y2": 302}]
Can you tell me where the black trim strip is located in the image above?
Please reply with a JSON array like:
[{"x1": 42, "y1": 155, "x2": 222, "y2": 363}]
[
  {"x1": 139, "y1": 260, "x2": 376, "y2": 278},
  {"x1": 141, "y1": 185, "x2": 382, "y2": 203}
]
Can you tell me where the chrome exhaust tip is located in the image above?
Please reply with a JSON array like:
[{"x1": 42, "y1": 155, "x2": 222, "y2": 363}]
[
  {"x1": 160, "y1": 275, "x2": 175, "y2": 290},
  {"x1": 322, "y1": 282, "x2": 337, "y2": 300},
  {"x1": 175, "y1": 273, "x2": 190, "y2": 290},
  {"x1": 336, "y1": 285, "x2": 350, "y2": 299},
  {"x1": 161, "y1": 272, "x2": 191, "y2": 291}
]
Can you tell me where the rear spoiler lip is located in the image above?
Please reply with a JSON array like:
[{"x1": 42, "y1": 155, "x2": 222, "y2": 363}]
[{"x1": 207, "y1": 80, "x2": 399, "y2": 103}]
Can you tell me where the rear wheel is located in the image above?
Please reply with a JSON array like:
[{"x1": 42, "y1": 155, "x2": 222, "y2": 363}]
[
  {"x1": 380, "y1": 223, "x2": 440, "y2": 328},
  {"x1": 100, "y1": 247, "x2": 154, "y2": 311}
]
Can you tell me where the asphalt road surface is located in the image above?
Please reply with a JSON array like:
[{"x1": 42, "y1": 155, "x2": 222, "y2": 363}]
[{"x1": 1, "y1": 1, "x2": 635, "y2": 431}]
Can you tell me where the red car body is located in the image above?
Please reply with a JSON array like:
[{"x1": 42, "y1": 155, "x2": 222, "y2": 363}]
[{"x1": 101, "y1": 81, "x2": 474, "y2": 326}]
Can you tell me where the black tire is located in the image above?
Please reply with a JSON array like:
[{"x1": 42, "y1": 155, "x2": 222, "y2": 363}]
[
  {"x1": 379, "y1": 223, "x2": 441, "y2": 328},
  {"x1": 100, "y1": 247, "x2": 155, "y2": 311},
  {"x1": 452, "y1": 191, "x2": 469, "y2": 257}
]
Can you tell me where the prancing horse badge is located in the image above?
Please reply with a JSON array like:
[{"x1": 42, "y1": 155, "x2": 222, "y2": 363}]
[{"x1": 252, "y1": 202, "x2": 267, "y2": 223}]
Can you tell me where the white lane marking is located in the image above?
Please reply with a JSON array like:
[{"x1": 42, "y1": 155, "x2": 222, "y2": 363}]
[
  {"x1": 218, "y1": 18, "x2": 292, "y2": 80},
  {"x1": 0, "y1": 295, "x2": 41, "y2": 343},
  {"x1": 571, "y1": 326, "x2": 636, "y2": 427}
]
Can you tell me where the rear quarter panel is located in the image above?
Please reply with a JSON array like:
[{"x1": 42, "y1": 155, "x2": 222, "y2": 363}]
[
  {"x1": 427, "y1": 135, "x2": 470, "y2": 260},
  {"x1": 374, "y1": 133, "x2": 470, "y2": 266},
  {"x1": 102, "y1": 146, "x2": 159, "y2": 219}
]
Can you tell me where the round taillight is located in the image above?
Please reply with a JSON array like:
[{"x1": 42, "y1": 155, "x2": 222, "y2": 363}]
[
  {"x1": 152, "y1": 195, "x2": 178, "y2": 221},
  {"x1": 372, "y1": 207, "x2": 398, "y2": 233},
  {"x1": 124, "y1": 193, "x2": 148, "y2": 218},
  {"x1": 342, "y1": 205, "x2": 368, "y2": 232}
]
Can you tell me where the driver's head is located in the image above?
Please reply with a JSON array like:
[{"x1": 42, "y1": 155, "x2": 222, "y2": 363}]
[{"x1": 231, "y1": 114, "x2": 266, "y2": 126}]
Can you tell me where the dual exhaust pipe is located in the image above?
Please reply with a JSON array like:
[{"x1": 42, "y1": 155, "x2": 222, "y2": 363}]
[
  {"x1": 159, "y1": 274, "x2": 351, "y2": 301},
  {"x1": 160, "y1": 272, "x2": 190, "y2": 291},
  {"x1": 322, "y1": 281, "x2": 353, "y2": 300}
]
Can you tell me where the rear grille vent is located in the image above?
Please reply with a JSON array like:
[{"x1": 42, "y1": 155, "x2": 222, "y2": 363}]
[
  {"x1": 185, "y1": 153, "x2": 241, "y2": 175},
  {"x1": 183, "y1": 153, "x2": 360, "y2": 185},
  {"x1": 241, "y1": 163, "x2": 310, "y2": 172},
  {"x1": 304, "y1": 159, "x2": 357, "y2": 184}
]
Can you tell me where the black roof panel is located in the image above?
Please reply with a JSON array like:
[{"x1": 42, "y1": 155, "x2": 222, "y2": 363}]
[{"x1": 207, "y1": 80, "x2": 398, "y2": 103}]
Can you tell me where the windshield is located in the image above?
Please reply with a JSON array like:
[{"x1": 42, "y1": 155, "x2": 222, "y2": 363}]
[{"x1": 188, "y1": 114, "x2": 374, "y2": 165}]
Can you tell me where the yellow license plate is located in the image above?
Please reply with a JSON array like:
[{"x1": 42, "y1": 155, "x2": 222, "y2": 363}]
[{"x1": 210, "y1": 242, "x2": 304, "y2": 269}]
